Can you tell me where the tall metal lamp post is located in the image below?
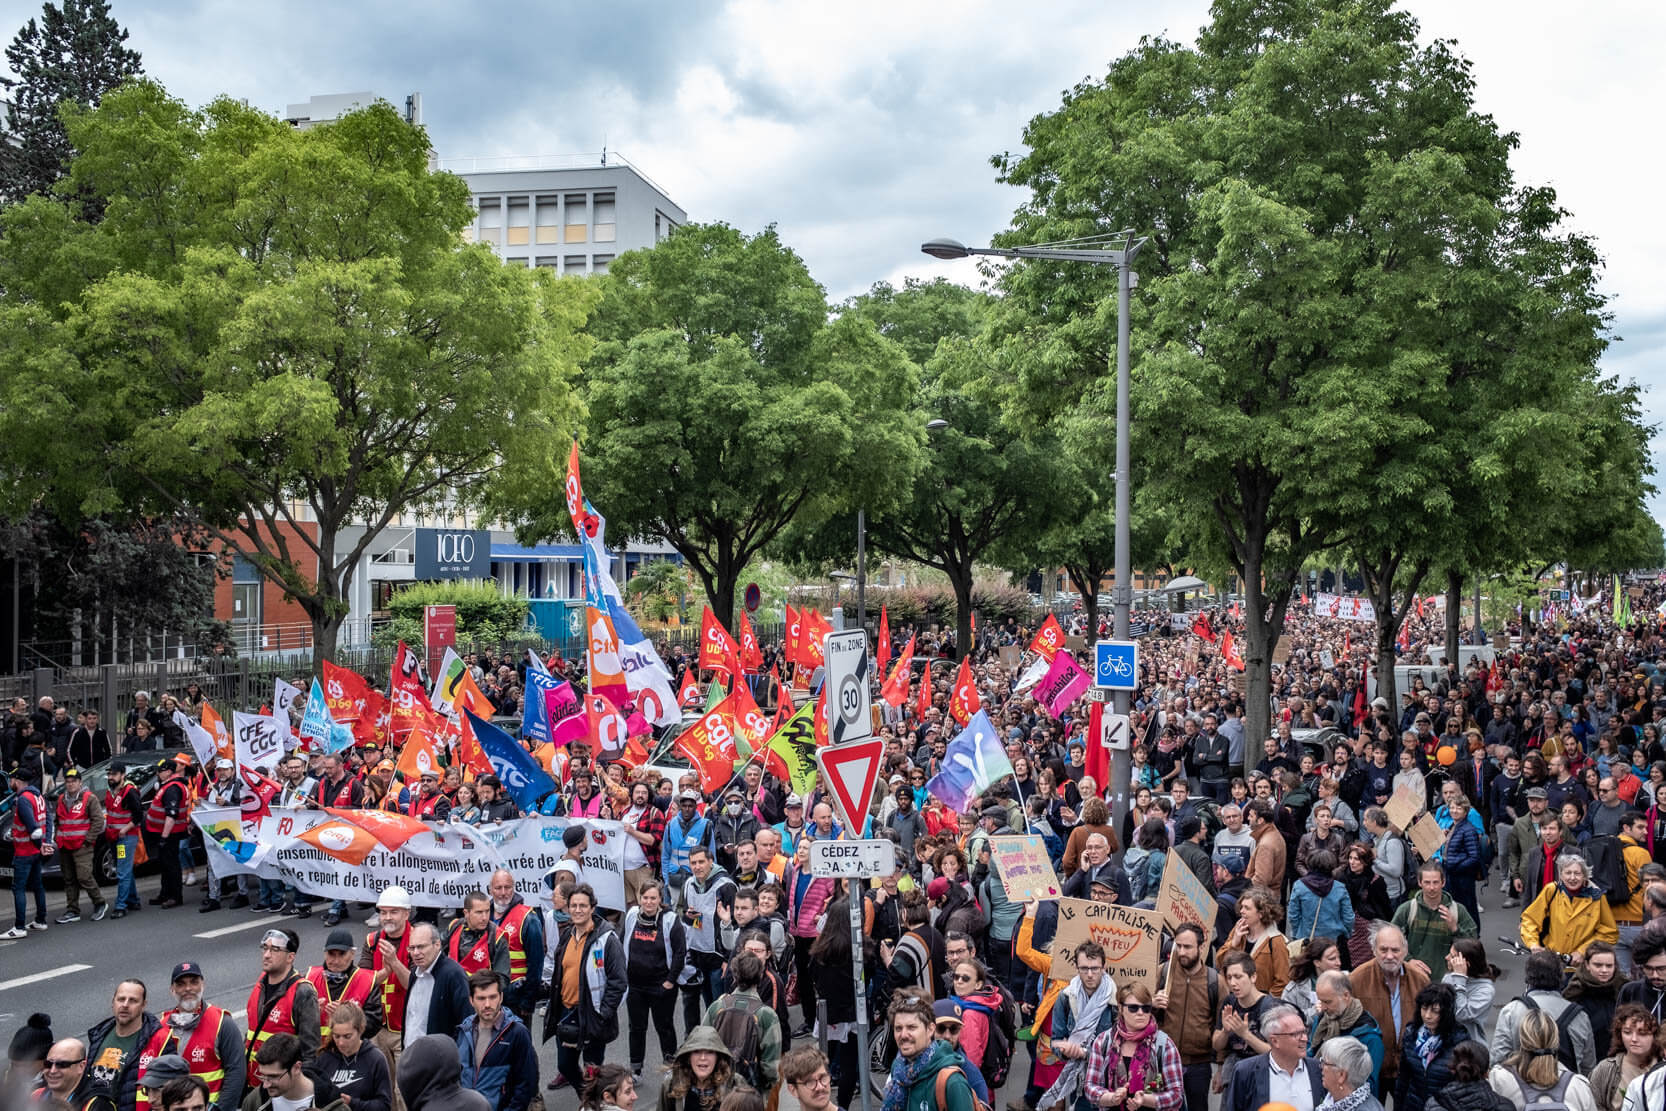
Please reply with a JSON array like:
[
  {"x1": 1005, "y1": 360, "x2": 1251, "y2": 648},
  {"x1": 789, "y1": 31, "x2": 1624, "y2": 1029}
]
[{"x1": 921, "y1": 233, "x2": 1145, "y2": 834}]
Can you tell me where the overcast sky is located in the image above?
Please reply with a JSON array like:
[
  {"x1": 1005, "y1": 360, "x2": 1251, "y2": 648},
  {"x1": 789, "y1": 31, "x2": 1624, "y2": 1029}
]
[{"x1": 22, "y1": 0, "x2": 1666, "y2": 516}]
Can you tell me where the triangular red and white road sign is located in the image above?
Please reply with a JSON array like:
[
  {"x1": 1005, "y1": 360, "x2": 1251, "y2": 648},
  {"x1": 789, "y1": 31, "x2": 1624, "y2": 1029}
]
[{"x1": 816, "y1": 737, "x2": 885, "y2": 838}]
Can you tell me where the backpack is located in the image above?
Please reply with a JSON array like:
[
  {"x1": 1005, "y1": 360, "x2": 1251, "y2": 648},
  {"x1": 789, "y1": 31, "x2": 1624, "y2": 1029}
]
[
  {"x1": 1157, "y1": 963, "x2": 1219, "y2": 1018},
  {"x1": 711, "y1": 994, "x2": 766, "y2": 1088},
  {"x1": 959, "y1": 986, "x2": 1018, "y2": 1088},
  {"x1": 1520, "y1": 993, "x2": 1583, "y2": 1071},
  {"x1": 1505, "y1": 1066, "x2": 1574, "y2": 1111},
  {"x1": 933, "y1": 1065, "x2": 994, "y2": 1111},
  {"x1": 1585, "y1": 835, "x2": 1638, "y2": 906}
]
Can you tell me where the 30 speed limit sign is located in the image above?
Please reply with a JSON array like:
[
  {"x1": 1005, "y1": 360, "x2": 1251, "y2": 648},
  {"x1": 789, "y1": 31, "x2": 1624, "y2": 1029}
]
[{"x1": 823, "y1": 629, "x2": 873, "y2": 744}]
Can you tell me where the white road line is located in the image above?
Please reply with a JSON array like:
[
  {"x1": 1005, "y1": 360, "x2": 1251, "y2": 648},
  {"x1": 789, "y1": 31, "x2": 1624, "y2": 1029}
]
[
  {"x1": 0, "y1": 963, "x2": 93, "y2": 991},
  {"x1": 194, "y1": 915, "x2": 295, "y2": 939}
]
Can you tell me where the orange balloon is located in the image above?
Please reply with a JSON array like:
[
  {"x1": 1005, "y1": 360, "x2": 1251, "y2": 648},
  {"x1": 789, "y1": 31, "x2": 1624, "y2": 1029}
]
[
  {"x1": 1259, "y1": 1104, "x2": 1300, "y2": 1111},
  {"x1": 1436, "y1": 745, "x2": 1457, "y2": 766}
]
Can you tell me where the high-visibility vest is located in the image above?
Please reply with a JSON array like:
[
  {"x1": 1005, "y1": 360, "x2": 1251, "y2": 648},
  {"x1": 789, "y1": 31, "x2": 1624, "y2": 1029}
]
[
  {"x1": 407, "y1": 792, "x2": 442, "y2": 818},
  {"x1": 105, "y1": 783, "x2": 140, "y2": 839},
  {"x1": 306, "y1": 965, "x2": 377, "y2": 1047},
  {"x1": 244, "y1": 974, "x2": 304, "y2": 1083},
  {"x1": 135, "y1": 1007, "x2": 230, "y2": 1111},
  {"x1": 54, "y1": 792, "x2": 94, "y2": 849},
  {"x1": 494, "y1": 904, "x2": 533, "y2": 984},
  {"x1": 144, "y1": 780, "x2": 188, "y2": 835},
  {"x1": 8, "y1": 789, "x2": 42, "y2": 858},
  {"x1": 447, "y1": 923, "x2": 493, "y2": 973},
  {"x1": 370, "y1": 928, "x2": 413, "y2": 1033},
  {"x1": 315, "y1": 775, "x2": 357, "y2": 808}
]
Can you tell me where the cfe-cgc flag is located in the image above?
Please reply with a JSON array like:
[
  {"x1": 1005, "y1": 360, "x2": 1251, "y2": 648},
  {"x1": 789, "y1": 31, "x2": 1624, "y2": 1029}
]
[
  {"x1": 466, "y1": 710, "x2": 557, "y2": 812},
  {"x1": 1035, "y1": 651, "x2": 1092, "y2": 718},
  {"x1": 926, "y1": 709, "x2": 1015, "y2": 814},
  {"x1": 232, "y1": 710, "x2": 288, "y2": 776}
]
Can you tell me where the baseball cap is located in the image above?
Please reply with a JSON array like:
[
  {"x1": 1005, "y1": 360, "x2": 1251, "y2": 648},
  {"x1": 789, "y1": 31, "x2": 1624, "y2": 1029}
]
[
  {"x1": 933, "y1": 1000, "x2": 964, "y2": 1025},
  {"x1": 1212, "y1": 852, "x2": 1247, "y2": 876},
  {"x1": 1371, "y1": 697, "x2": 1389, "y2": 710},
  {"x1": 170, "y1": 961, "x2": 204, "y2": 983},
  {"x1": 139, "y1": 1055, "x2": 190, "y2": 1088},
  {"x1": 784, "y1": 794, "x2": 804, "y2": 807},
  {"x1": 927, "y1": 877, "x2": 949, "y2": 901},
  {"x1": 215, "y1": 758, "x2": 234, "y2": 770},
  {"x1": 376, "y1": 759, "x2": 396, "y2": 772},
  {"x1": 678, "y1": 789, "x2": 701, "y2": 803},
  {"x1": 63, "y1": 767, "x2": 81, "y2": 779},
  {"x1": 888, "y1": 775, "x2": 905, "y2": 787},
  {"x1": 9, "y1": 765, "x2": 38, "y2": 784},
  {"x1": 324, "y1": 928, "x2": 356, "y2": 953},
  {"x1": 1524, "y1": 786, "x2": 1549, "y2": 799}
]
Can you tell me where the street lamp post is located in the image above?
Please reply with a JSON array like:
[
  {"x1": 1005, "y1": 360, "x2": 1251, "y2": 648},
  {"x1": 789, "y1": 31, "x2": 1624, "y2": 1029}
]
[{"x1": 922, "y1": 234, "x2": 1146, "y2": 836}]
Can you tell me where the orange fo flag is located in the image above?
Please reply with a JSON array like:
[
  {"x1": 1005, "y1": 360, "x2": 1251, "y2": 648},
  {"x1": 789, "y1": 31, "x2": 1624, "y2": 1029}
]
[
  {"x1": 396, "y1": 730, "x2": 441, "y2": 782},
  {"x1": 200, "y1": 702, "x2": 235, "y2": 766},
  {"x1": 876, "y1": 606, "x2": 891, "y2": 676},
  {"x1": 949, "y1": 655, "x2": 981, "y2": 726},
  {"x1": 324, "y1": 807, "x2": 430, "y2": 853},
  {"x1": 1030, "y1": 614, "x2": 1065, "y2": 661},
  {"x1": 881, "y1": 634, "x2": 917, "y2": 707},
  {"x1": 296, "y1": 820, "x2": 382, "y2": 866}
]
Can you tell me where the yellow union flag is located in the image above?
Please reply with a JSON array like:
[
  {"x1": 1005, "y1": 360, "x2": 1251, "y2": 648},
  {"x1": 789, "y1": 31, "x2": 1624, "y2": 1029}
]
[{"x1": 764, "y1": 701, "x2": 818, "y2": 797}]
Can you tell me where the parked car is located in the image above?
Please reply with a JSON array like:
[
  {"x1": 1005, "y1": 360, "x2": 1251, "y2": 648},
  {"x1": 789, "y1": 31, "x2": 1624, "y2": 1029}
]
[{"x1": 1, "y1": 749, "x2": 207, "y2": 887}]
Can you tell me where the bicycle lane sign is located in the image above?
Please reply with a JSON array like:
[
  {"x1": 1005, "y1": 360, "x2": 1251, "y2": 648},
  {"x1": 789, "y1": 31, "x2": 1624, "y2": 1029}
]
[{"x1": 1094, "y1": 640, "x2": 1139, "y2": 691}]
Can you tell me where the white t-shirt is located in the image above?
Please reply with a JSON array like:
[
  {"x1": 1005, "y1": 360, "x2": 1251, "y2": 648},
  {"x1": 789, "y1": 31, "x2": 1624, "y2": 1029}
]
[
  {"x1": 621, "y1": 808, "x2": 648, "y2": 870},
  {"x1": 273, "y1": 1093, "x2": 315, "y2": 1111}
]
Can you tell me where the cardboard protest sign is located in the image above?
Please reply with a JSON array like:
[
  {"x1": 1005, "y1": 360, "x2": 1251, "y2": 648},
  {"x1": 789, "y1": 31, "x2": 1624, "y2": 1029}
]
[
  {"x1": 1408, "y1": 813, "x2": 1449, "y2": 860},
  {"x1": 1049, "y1": 898, "x2": 1163, "y2": 989},
  {"x1": 998, "y1": 645, "x2": 1022, "y2": 670},
  {"x1": 1154, "y1": 851, "x2": 1217, "y2": 937},
  {"x1": 988, "y1": 835, "x2": 1061, "y2": 902},
  {"x1": 1384, "y1": 786, "x2": 1423, "y2": 832},
  {"x1": 1064, "y1": 635, "x2": 1087, "y2": 652},
  {"x1": 1272, "y1": 636, "x2": 1292, "y2": 664}
]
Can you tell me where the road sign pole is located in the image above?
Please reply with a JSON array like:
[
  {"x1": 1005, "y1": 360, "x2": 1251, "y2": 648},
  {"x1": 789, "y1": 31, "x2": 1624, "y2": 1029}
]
[{"x1": 850, "y1": 870, "x2": 872, "y2": 1111}]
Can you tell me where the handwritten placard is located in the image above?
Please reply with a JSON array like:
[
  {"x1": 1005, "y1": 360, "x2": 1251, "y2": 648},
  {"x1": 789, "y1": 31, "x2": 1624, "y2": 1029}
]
[
  {"x1": 1155, "y1": 850, "x2": 1217, "y2": 940},
  {"x1": 1384, "y1": 786, "x2": 1423, "y2": 832},
  {"x1": 998, "y1": 645, "x2": 1022, "y2": 670},
  {"x1": 1273, "y1": 636, "x2": 1292, "y2": 665},
  {"x1": 1065, "y1": 635, "x2": 1087, "y2": 653},
  {"x1": 1408, "y1": 813, "x2": 1448, "y2": 860},
  {"x1": 989, "y1": 834, "x2": 1061, "y2": 903},
  {"x1": 1050, "y1": 898, "x2": 1162, "y2": 988}
]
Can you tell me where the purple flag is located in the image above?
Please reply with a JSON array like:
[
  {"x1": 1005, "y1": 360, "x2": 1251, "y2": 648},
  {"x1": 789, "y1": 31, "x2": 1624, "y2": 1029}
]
[
  {"x1": 543, "y1": 680, "x2": 588, "y2": 747},
  {"x1": 1035, "y1": 652, "x2": 1091, "y2": 718}
]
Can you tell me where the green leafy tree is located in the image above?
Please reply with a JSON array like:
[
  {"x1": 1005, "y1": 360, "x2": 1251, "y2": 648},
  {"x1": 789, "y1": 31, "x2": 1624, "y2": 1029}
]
[
  {"x1": 0, "y1": 0, "x2": 141, "y2": 208},
  {"x1": 993, "y1": 0, "x2": 1631, "y2": 747},
  {"x1": 527, "y1": 223, "x2": 921, "y2": 627},
  {"x1": 0, "y1": 81, "x2": 593, "y2": 669}
]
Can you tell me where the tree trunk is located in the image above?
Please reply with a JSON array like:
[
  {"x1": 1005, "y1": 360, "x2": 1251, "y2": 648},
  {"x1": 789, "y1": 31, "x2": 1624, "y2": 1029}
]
[
  {"x1": 1377, "y1": 620, "x2": 1398, "y2": 720},
  {"x1": 1444, "y1": 569, "x2": 1462, "y2": 669},
  {"x1": 1066, "y1": 563, "x2": 1107, "y2": 642},
  {"x1": 948, "y1": 560, "x2": 975, "y2": 659},
  {"x1": 1239, "y1": 534, "x2": 1290, "y2": 775}
]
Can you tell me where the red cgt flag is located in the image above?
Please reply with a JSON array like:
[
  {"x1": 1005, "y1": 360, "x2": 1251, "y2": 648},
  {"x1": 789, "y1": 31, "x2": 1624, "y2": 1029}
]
[
  {"x1": 699, "y1": 606, "x2": 742, "y2": 676},
  {"x1": 881, "y1": 634, "x2": 917, "y2": 708},
  {"x1": 1191, "y1": 613, "x2": 1216, "y2": 644},
  {"x1": 1030, "y1": 614, "x2": 1065, "y2": 661},
  {"x1": 915, "y1": 660, "x2": 934, "y2": 722},
  {"x1": 738, "y1": 610, "x2": 764, "y2": 673},
  {"x1": 1221, "y1": 630, "x2": 1245, "y2": 671},
  {"x1": 800, "y1": 609, "x2": 834, "y2": 669},
  {"x1": 783, "y1": 604, "x2": 803, "y2": 670},
  {"x1": 322, "y1": 660, "x2": 371, "y2": 724},
  {"x1": 876, "y1": 606, "x2": 891, "y2": 676},
  {"x1": 949, "y1": 655, "x2": 981, "y2": 726}
]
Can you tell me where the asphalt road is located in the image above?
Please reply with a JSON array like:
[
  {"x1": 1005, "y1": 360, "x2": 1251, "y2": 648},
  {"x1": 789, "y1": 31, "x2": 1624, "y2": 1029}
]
[{"x1": 1, "y1": 867, "x2": 1537, "y2": 1111}]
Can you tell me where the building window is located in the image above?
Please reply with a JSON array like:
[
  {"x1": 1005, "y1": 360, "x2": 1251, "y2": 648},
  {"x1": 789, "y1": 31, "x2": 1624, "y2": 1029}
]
[
  {"x1": 564, "y1": 255, "x2": 587, "y2": 274},
  {"x1": 536, "y1": 195, "x2": 560, "y2": 244},
  {"x1": 536, "y1": 256, "x2": 559, "y2": 269},
  {"x1": 593, "y1": 254, "x2": 613, "y2": 275},
  {"x1": 506, "y1": 197, "x2": 530, "y2": 245},
  {"x1": 477, "y1": 199, "x2": 502, "y2": 246},
  {"x1": 565, "y1": 194, "x2": 587, "y2": 243},
  {"x1": 594, "y1": 194, "x2": 616, "y2": 242}
]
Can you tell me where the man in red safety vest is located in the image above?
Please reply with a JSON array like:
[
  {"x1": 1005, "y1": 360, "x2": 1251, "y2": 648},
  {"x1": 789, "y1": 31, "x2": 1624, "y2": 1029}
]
[
  {"x1": 307, "y1": 928, "x2": 384, "y2": 1052},
  {"x1": 52, "y1": 767, "x2": 108, "y2": 923},
  {"x1": 133, "y1": 961, "x2": 247, "y2": 1111},
  {"x1": 244, "y1": 928, "x2": 320, "y2": 1085}
]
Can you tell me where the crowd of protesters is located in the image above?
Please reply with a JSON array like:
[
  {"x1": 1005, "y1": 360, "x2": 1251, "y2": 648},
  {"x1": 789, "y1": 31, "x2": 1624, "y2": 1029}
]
[{"x1": 12, "y1": 583, "x2": 1666, "y2": 1111}]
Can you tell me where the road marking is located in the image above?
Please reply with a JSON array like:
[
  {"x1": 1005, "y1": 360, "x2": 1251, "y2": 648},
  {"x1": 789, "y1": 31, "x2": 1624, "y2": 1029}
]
[
  {"x1": 0, "y1": 963, "x2": 93, "y2": 991},
  {"x1": 194, "y1": 915, "x2": 295, "y2": 939}
]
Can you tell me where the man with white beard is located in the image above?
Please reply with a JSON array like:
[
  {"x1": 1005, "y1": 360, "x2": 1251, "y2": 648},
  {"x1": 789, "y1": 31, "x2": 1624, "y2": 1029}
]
[{"x1": 132, "y1": 961, "x2": 246, "y2": 1111}]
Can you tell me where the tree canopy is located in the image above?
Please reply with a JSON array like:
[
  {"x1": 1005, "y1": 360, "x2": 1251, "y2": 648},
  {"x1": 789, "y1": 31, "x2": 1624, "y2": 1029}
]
[
  {"x1": 521, "y1": 223, "x2": 922, "y2": 627},
  {"x1": 0, "y1": 80, "x2": 593, "y2": 668}
]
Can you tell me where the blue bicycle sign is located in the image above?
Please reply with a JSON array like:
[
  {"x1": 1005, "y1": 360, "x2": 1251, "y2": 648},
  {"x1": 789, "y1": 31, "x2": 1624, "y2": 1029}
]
[{"x1": 1094, "y1": 640, "x2": 1139, "y2": 691}]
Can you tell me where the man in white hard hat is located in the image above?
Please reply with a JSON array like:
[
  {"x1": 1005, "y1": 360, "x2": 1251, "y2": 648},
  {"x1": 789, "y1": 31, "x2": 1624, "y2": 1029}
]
[{"x1": 360, "y1": 884, "x2": 414, "y2": 1110}]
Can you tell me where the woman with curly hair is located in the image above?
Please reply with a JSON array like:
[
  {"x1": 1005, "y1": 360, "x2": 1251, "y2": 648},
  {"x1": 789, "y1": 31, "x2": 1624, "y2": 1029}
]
[
  {"x1": 1587, "y1": 1003, "x2": 1658, "y2": 1111},
  {"x1": 1396, "y1": 983, "x2": 1470, "y2": 1111}
]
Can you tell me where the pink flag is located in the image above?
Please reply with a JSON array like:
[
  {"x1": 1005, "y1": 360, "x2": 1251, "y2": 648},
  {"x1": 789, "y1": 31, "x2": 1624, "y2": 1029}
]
[
  {"x1": 1035, "y1": 651, "x2": 1092, "y2": 718},
  {"x1": 543, "y1": 680, "x2": 588, "y2": 747}
]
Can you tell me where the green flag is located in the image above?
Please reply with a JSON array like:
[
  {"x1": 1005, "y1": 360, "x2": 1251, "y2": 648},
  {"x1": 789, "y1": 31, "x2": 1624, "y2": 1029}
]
[{"x1": 765, "y1": 700, "x2": 819, "y2": 797}]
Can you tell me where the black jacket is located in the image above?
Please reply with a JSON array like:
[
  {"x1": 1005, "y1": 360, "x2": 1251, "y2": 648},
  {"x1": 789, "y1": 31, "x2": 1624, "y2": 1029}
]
[
  {"x1": 403, "y1": 955, "x2": 472, "y2": 1045},
  {"x1": 85, "y1": 1011, "x2": 161, "y2": 1111},
  {"x1": 396, "y1": 1035, "x2": 489, "y2": 1111},
  {"x1": 1395, "y1": 1025, "x2": 1469, "y2": 1111},
  {"x1": 544, "y1": 921, "x2": 626, "y2": 1044},
  {"x1": 1227, "y1": 1054, "x2": 1324, "y2": 1111}
]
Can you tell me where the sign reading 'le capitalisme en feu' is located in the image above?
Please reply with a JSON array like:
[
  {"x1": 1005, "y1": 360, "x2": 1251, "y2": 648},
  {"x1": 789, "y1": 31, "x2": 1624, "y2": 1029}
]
[{"x1": 1050, "y1": 898, "x2": 1162, "y2": 987}]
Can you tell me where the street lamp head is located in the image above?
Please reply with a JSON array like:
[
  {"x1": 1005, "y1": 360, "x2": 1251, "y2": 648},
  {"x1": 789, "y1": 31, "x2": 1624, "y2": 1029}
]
[
  {"x1": 925, "y1": 419, "x2": 950, "y2": 431},
  {"x1": 920, "y1": 238, "x2": 970, "y2": 261}
]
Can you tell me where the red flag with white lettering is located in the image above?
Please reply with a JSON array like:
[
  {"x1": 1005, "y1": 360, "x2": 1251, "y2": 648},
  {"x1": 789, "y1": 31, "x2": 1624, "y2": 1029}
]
[{"x1": 949, "y1": 655, "x2": 981, "y2": 726}]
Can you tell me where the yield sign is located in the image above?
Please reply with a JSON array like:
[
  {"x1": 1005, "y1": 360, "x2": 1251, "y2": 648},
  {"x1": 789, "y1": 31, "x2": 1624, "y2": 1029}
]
[{"x1": 815, "y1": 736, "x2": 885, "y2": 838}]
